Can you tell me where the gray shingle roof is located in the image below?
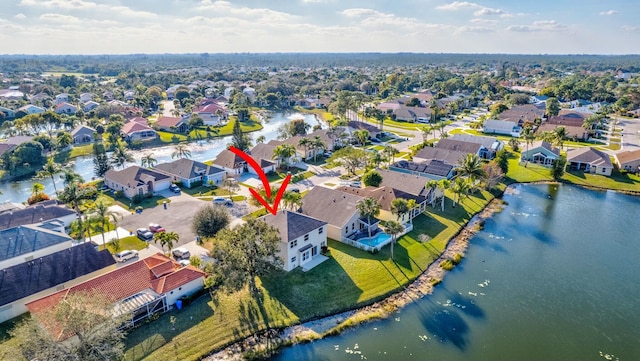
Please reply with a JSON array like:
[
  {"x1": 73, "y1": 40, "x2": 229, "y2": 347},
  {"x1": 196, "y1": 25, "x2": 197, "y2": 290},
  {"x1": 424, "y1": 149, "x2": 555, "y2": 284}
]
[
  {"x1": 0, "y1": 242, "x2": 115, "y2": 307},
  {"x1": 0, "y1": 202, "x2": 76, "y2": 231},
  {"x1": 450, "y1": 134, "x2": 499, "y2": 150},
  {"x1": 391, "y1": 159, "x2": 453, "y2": 177},
  {"x1": 377, "y1": 169, "x2": 432, "y2": 197},
  {"x1": 0, "y1": 225, "x2": 72, "y2": 262},
  {"x1": 261, "y1": 210, "x2": 327, "y2": 242},
  {"x1": 154, "y1": 158, "x2": 224, "y2": 179},
  {"x1": 300, "y1": 186, "x2": 363, "y2": 228},
  {"x1": 212, "y1": 149, "x2": 246, "y2": 169},
  {"x1": 434, "y1": 139, "x2": 483, "y2": 155},
  {"x1": 413, "y1": 147, "x2": 469, "y2": 165},
  {"x1": 104, "y1": 165, "x2": 171, "y2": 187},
  {"x1": 566, "y1": 147, "x2": 612, "y2": 167}
]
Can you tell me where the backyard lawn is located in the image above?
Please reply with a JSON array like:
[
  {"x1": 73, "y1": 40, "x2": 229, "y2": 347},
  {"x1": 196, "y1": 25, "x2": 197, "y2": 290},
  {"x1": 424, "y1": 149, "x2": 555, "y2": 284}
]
[
  {"x1": 98, "y1": 236, "x2": 149, "y2": 253},
  {"x1": 123, "y1": 188, "x2": 496, "y2": 361}
]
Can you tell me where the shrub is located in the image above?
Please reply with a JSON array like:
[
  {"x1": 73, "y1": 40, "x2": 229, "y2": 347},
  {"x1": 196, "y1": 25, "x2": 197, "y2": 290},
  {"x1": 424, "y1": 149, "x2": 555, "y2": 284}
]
[
  {"x1": 453, "y1": 253, "x2": 464, "y2": 264},
  {"x1": 27, "y1": 193, "x2": 50, "y2": 205},
  {"x1": 439, "y1": 259, "x2": 455, "y2": 270}
]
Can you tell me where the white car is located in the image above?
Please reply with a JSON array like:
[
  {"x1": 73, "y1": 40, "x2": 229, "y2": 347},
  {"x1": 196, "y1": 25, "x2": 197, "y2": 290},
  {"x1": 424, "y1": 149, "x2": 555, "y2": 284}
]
[
  {"x1": 172, "y1": 247, "x2": 191, "y2": 260},
  {"x1": 115, "y1": 250, "x2": 138, "y2": 263},
  {"x1": 213, "y1": 197, "x2": 233, "y2": 206}
]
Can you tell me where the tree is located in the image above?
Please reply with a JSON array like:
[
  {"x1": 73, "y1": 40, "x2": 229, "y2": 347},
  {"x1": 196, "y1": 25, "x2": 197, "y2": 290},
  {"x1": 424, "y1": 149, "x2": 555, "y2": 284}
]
[
  {"x1": 154, "y1": 231, "x2": 179, "y2": 254},
  {"x1": 272, "y1": 143, "x2": 297, "y2": 169},
  {"x1": 551, "y1": 155, "x2": 567, "y2": 180},
  {"x1": 256, "y1": 135, "x2": 266, "y2": 144},
  {"x1": 454, "y1": 153, "x2": 486, "y2": 184},
  {"x1": 390, "y1": 198, "x2": 409, "y2": 222},
  {"x1": 298, "y1": 137, "x2": 311, "y2": 160},
  {"x1": 353, "y1": 129, "x2": 369, "y2": 146},
  {"x1": 58, "y1": 182, "x2": 95, "y2": 241},
  {"x1": 91, "y1": 200, "x2": 119, "y2": 248},
  {"x1": 422, "y1": 125, "x2": 435, "y2": 143},
  {"x1": 55, "y1": 131, "x2": 72, "y2": 150},
  {"x1": 437, "y1": 179, "x2": 450, "y2": 212},
  {"x1": 546, "y1": 97, "x2": 560, "y2": 117},
  {"x1": 31, "y1": 182, "x2": 44, "y2": 197},
  {"x1": 282, "y1": 190, "x2": 302, "y2": 211},
  {"x1": 521, "y1": 125, "x2": 535, "y2": 167},
  {"x1": 37, "y1": 156, "x2": 61, "y2": 195},
  {"x1": 383, "y1": 220, "x2": 404, "y2": 261},
  {"x1": 356, "y1": 197, "x2": 381, "y2": 239},
  {"x1": 171, "y1": 143, "x2": 192, "y2": 159},
  {"x1": 382, "y1": 145, "x2": 399, "y2": 165},
  {"x1": 310, "y1": 135, "x2": 326, "y2": 162},
  {"x1": 450, "y1": 177, "x2": 470, "y2": 207},
  {"x1": 362, "y1": 170, "x2": 382, "y2": 187},
  {"x1": 508, "y1": 138, "x2": 520, "y2": 152},
  {"x1": 208, "y1": 219, "x2": 282, "y2": 294},
  {"x1": 191, "y1": 204, "x2": 231, "y2": 239},
  {"x1": 9, "y1": 291, "x2": 127, "y2": 361},
  {"x1": 554, "y1": 126, "x2": 567, "y2": 150},
  {"x1": 278, "y1": 118, "x2": 310, "y2": 139},
  {"x1": 495, "y1": 149, "x2": 509, "y2": 174},
  {"x1": 330, "y1": 146, "x2": 368, "y2": 175},
  {"x1": 482, "y1": 162, "x2": 504, "y2": 190},
  {"x1": 92, "y1": 142, "x2": 111, "y2": 178},
  {"x1": 61, "y1": 169, "x2": 84, "y2": 187},
  {"x1": 110, "y1": 141, "x2": 133, "y2": 169},
  {"x1": 231, "y1": 119, "x2": 251, "y2": 151},
  {"x1": 140, "y1": 153, "x2": 157, "y2": 168}
]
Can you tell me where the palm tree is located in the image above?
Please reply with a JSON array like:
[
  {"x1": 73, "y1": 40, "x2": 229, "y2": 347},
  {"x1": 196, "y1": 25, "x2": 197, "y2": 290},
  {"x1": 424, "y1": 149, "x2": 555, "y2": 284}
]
[
  {"x1": 554, "y1": 126, "x2": 567, "y2": 150},
  {"x1": 454, "y1": 153, "x2": 486, "y2": 185},
  {"x1": 92, "y1": 200, "x2": 119, "y2": 248},
  {"x1": 383, "y1": 145, "x2": 398, "y2": 165},
  {"x1": 58, "y1": 182, "x2": 94, "y2": 241},
  {"x1": 298, "y1": 137, "x2": 311, "y2": 160},
  {"x1": 422, "y1": 125, "x2": 434, "y2": 143},
  {"x1": 522, "y1": 125, "x2": 535, "y2": 167},
  {"x1": 31, "y1": 182, "x2": 44, "y2": 197},
  {"x1": 353, "y1": 129, "x2": 369, "y2": 147},
  {"x1": 508, "y1": 138, "x2": 520, "y2": 152},
  {"x1": 163, "y1": 231, "x2": 180, "y2": 254},
  {"x1": 368, "y1": 151, "x2": 384, "y2": 169},
  {"x1": 60, "y1": 169, "x2": 83, "y2": 187},
  {"x1": 256, "y1": 135, "x2": 266, "y2": 144},
  {"x1": 37, "y1": 156, "x2": 61, "y2": 195},
  {"x1": 390, "y1": 198, "x2": 409, "y2": 222},
  {"x1": 272, "y1": 144, "x2": 297, "y2": 170},
  {"x1": 140, "y1": 153, "x2": 157, "y2": 168},
  {"x1": 153, "y1": 232, "x2": 168, "y2": 253},
  {"x1": 171, "y1": 143, "x2": 192, "y2": 159},
  {"x1": 356, "y1": 197, "x2": 381, "y2": 239},
  {"x1": 110, "y1": 213, "x2": 122, "y2": 242},
  {"x1": 437, "y1": 179, "x2": 450, "y2": 212},
  {"x1": 451, "y1": 177, "x2": 470, "y2": 207},
  {"x1": 56, "y1": 132, "x2": 72, "y2": 149},
  {"x1": 310, "y1": 135, "x2": 326, "y2": 162},
  {"x1": 406, "y1": 199, "x2": 417, "y2": 224},
  {"x1": 110, "y1": 141, "x2": 133, "y2": 169},
  {"x1": 384, "y1": 220, "x2": 405, "y2": 261}
]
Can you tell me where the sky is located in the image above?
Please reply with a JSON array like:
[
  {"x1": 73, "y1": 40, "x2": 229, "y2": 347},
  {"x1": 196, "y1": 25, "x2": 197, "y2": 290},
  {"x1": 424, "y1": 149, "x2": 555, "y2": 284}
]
[{"x1": 0, "y1": 0, "x2": 639, "y2": 55}]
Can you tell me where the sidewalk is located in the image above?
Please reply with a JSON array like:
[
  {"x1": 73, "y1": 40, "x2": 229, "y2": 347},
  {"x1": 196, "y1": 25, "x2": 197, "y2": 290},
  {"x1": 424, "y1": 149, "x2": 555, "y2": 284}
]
[{"x1": 87, "y1": 227, "x2": 134, "y2": 246}]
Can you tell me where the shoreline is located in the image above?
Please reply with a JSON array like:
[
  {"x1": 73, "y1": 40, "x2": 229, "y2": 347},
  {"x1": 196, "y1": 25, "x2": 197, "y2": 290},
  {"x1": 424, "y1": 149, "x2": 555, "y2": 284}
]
[{"x1": 205, "y1": 192, "x2": 507, "y2": 361}]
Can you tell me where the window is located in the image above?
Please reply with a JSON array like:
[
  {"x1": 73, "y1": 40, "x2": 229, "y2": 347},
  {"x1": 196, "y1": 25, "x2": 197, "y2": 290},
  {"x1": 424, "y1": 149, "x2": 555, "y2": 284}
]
[
  {"x1": 318, "y1": 227, "x2": 323, "y2": 234},
  {"x1": 291, "y1": 256, "x2": 296, "y2": 263},
  {"x1": 179, "y1": 287, "x2": 182, "y2": 291},
  {"x1": 290, "y1": 239, "x2": 297, "y2": 248},
  {"x1": 345, "y1": 227, "x2": 348, "y2": 233},
  {"x1": 302, "y1": 251, "x2": 309, "y2": 261},
  {"x1": 352, "y1": 223, "x2": 355, "y2": 230},
  {"x1": 304, "y1": 234, "x2": 309, "y2": 242}
]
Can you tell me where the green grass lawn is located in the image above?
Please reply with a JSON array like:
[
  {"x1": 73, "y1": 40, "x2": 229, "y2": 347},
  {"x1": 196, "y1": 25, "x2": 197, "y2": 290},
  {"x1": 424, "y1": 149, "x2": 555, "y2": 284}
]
[
  {"x1": 123, "y1": 189, "x2": 495, "y2": 361},
  {"x1": 99, "y1": 192, "x2": 170, "y2": 211},
  {"x1": 98, "y1": 236, "x2": 149, "y2": 253}
]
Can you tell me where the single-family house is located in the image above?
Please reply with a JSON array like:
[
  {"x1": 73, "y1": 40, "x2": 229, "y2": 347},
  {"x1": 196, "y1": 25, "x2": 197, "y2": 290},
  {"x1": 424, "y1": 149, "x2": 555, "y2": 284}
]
[
  {"x1": 121, "y1": 120, "x2": 157, "y2": 142},
  {"x1": 166, "y1": 85, "x2": 183, "y2": 100},
  {"x1": 0, "y1": 200, "x2": 76, "y2": 231},
  {"x1": 196, "y1": 103, "x2": 226, "y2": 126},
  {"x1": 242, "y1": 86, "x2": 256, "y2": 99},
  {"x1": 0, "y1": 224, "x2": 75, "y2": 270},
  {"x1": 412, "y1": 146, "x2": 469, "y2": 166},
  {"x1": 483, "y1": 119, "x2": 522, "y2": 137},
  {"x1": 450, "y1": 134, "x2": 504, "y2": 159},
  {"x1": 336, "y1": 185, "x2": 428, "y2": 224},
  {"x1": 498, "y1": 104, "x2": 546, "y2": 125},
  {"x1": 154, "y1": 158, "x2": 226, "y2": 188},
  {"x1": 0, "y1": 106, "x2": 16, "y2": 119},
  {"x1": 530, "y1": 95, "x2": 549, "y2": 104},
  {"x1": 83, "y1": 100, "x2": 100, "y2": 112},
  {"x1": 224, "y1": 87, "x2": 235, "y2": 98},
  {"x1": 393, "y1": 106, "x2": 432, "y2": 123},
  {"x1": 389, "y1": 159, "x2": 454, "y2": 181},
  {"x1": 55, "y1": 102, "x2": 78, "y2": 115},
  {"x1": 565, "y1": 147, "x2": 613, "y2": 176},
  {"x1": 104, "y1": 165, "x2": 173, "y2": 199},
  {"x1": 124, "y1": 90, "x2": 135, "y2": 101},
  {"x1": 260, "y1": 210, "x2": 328, "y2": 272},
  {"x1": 0, "y1": 90, "x2": 24, "y2": 101},
  {"x1": 102, "y1": 91, "x2": 114, "y2": 100},
  {"x1": 520, "y1": 140, "x2": 560, "y2": 166},
  {"x1": 79, "y1": 92, "x2": 94, "y2": 103},
  {"x1": 377, "y1": 168, "x2": 434, "y2": 215},
  {"x1": 0, "y1": 135, "x2": 35, "y2": 157},
  {"x1": 268, "y1": 128, "x2": 335, "y2": 161},
  {"x1": 26, "y1": 253, "x2": 207, "y2": 331},
  {"x1": 54, "y1": 93, "x2": 69, "y2": 105},
  {"x1": 300, "y1": 186, "x2": 365, "y2": 242},
  {"x1": 249, "y1": 143, "x2": 282, "y2": 168},
  {"x1": 212, "y1": 149, "x2": 275, "y2": 176},
  {"x1": 434, "y1": 139, "x2": 484, "y2": 158},
  {"x1": 535, "y1": 123, "x2": 589, "y2": 141},
  {"x1": 614, "y1": 149, "x2": 640, "y2": 173},
  {"x1": 156, "y1": 116, "x2": 188, "y2": 133},
  {"x1": 0, "y1": 242, "x2": 116, "y2": 324},
  {"x1": 70, "y1": 125, "x2": 96, "y2": 144},
  {"x1": 18, "y1": 104, "x2": 45, "y2": 115}
]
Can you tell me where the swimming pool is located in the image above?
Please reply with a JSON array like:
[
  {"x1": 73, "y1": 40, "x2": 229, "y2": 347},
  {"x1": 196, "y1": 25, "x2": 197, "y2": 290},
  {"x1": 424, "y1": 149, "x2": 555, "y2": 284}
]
[{"x1": 357, "y1": 232, "x2": 392, "y2": 248}]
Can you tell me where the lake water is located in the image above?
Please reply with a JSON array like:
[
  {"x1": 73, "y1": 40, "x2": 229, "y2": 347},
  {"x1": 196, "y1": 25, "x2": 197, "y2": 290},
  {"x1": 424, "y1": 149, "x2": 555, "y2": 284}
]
[
  {"x1": 272, "y1": 184, "x2": 640, "y2": 361},
  {"x1": 0, "y1": 112, "x2": 320, "y2": 203}
]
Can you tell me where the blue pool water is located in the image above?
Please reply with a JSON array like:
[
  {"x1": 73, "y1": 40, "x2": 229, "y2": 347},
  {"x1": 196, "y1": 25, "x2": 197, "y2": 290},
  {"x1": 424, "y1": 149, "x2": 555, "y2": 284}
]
[{"x1": 357, "y1": 232, "x2": 391, "y2": 247}]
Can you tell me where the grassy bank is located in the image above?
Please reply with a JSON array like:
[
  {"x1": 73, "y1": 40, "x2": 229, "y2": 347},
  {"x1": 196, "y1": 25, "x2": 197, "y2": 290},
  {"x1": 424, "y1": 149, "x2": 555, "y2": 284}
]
[{"x1": 123, "y1": 188, "x2": 494, "y2": 361}]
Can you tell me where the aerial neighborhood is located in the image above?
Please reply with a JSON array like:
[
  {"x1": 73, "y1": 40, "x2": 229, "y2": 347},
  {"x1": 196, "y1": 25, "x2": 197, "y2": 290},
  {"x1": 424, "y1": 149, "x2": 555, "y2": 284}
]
[{"x1": 1, "y1": 53, "x2": 640, "y2": 360}]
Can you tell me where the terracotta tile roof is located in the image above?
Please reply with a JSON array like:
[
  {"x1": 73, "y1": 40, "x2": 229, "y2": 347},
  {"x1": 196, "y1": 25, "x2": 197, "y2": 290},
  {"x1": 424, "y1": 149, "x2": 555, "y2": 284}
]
[{"x1": 121, "y1": 120, "x2": 154, "y2": 135}]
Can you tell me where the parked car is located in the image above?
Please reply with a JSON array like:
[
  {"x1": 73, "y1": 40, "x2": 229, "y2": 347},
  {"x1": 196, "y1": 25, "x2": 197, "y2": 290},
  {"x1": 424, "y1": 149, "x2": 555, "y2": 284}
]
[
  {"x1": 115, "y1": 250, "x2": 138, "y2": 263},
  {"x1": 169, "y1": 184, "x2": 181, "y2": 193},
  {"x1": 213, "y1": 197, "x2": 233, "y2": 206},
  {"x1": 172, "y1": 247, "x2": 191, "y2": 260},
  {"x1": 148, "y1": 223, "x2": 165, "y2": 233},
  {"x1": 289, "y1": 188, "x2": 300, "y2": 193},
  {"x1": 349, "y1": 181, "x2": 362, "y2": 188},
  {"x1": 136, "y1": 228, "x2": 153, "y2": 241},
  {"x1": 323, "y1": 151, "x2": 332, "y2": 157},
  {"x1": 178, "y1": 259, "x2": 191, "y2": 267}
]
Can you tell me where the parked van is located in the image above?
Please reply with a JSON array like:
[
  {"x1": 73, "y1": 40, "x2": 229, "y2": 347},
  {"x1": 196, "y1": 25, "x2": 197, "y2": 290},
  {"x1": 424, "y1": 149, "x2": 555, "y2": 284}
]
[
  {"x1": 115, "y1": 250, "x2": 138, "y2": 263},
  {"x1": 172, "y1": 247, "x2": 191, "y2": 260}
]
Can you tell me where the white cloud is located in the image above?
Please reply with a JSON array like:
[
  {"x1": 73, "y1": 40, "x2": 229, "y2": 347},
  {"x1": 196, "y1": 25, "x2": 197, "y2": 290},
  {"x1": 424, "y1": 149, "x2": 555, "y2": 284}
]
[
  {"x1": 301, "y1": 0, "x2": 334, "y2": 3},
  {"x1": 456, "y1": 26, "x2": 494, "y2": 33},
  {"x1": 622, "y1": 25, "x2": 639, "y2": 31},
  {"x1": 341, "y1": 8, "x2": 452, "y2": 32},
  {"x1": 436, "y1": 1, "x2": 481, "y2": 10},
  {"x1": 40, "y1": 13, "x2": 81, "y2": 23},
  {"x1": 507, "y1": 20, "x2": 567, "y2": 32},
  {"x1": 474, "y1": 7, "x2": 506, "y2": 16},
  {"x1": 341, "y1": 8, "x2": 380, "y2": 18},
  {"x1": 15, "y1": 13, "x2": 27, "y2": 20},
  {"x1": 19, "y1": 0, "x2": 98, "y2": 9},
  {"x1": 19, "y1": 0, "x2": 156, "y2": 19},
  {"x1": 599, "y1": 10, "x2": 618, "y2": 15},
  {"x1": 470, "y1": 18, "x2": 497, "y2": 25},
  {"x1": 197, "y1": 0, "x2": 295, "y2": 24}
]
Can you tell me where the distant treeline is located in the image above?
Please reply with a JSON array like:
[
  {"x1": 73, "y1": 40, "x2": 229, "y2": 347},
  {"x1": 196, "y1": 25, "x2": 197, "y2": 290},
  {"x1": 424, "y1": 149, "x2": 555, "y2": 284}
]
[{"x1": 1, "y1": 53, "x2": 639, "y2": 75}]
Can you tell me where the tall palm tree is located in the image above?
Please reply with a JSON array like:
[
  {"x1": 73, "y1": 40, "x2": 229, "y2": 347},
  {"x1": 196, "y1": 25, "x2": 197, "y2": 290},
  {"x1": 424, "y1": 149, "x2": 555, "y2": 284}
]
[
  {"x1": 157, "y1": 231, "x2": 179, "y2": 254},
  {"x1": 353, "y1": 129, "x2": 369, "y2": 147},
  {"x1": 58, "y1": 182, "x2": 94, "y2": 241},
  {"x1": 298, "y1": 137, "x2": 311, "y2": 160},
  {"x1": 92, "y1": 200, "x2": 119, "y2": 248},
  {"x1": 60, "y1": 169, "x2": 83, "y2": 187},
  {"x1": 406, "y1": 199, "x2": 417, "y2": 223},
  {"x1": 272, "y1": 144, "x2": 297, "y2": 169},
  {"x1": 356, "y1": 197, "x2": 381, "y2": 239},
  {"x1": 554, "y1": 126, "x2": 567, "y2": 150},
  {"x1": 110, "y1": 141, "x2": 133, "y2": 169},
  {"x1": 451, "y1": 177, "x2": 470, "y2": 207},
  {"x1": 522, "y1": 124, "x2": 535, "y2": 167},
  {"x1": 384, "y1": 220, "x2": 404, "y2": 261},
  {"x1": 454, "y1": 153, "x2": 486, "y2": 185},
  {"x1": 37, "y1": 156, "x2": 61, "y2": 195},
  {"x1": 140, "y1": 153, "x2": 157, "y2": 168},
  {"x1": 256, "y1": 135, "x2": 266, "y2": 144},
  {"x1": 383, "y1": 145, "x2": 398, "y2": 165},
  {"x1": 390, "y1": 198, "x2": 409, "y2": 222},
  {"x1": 437, "y1": 179, "x2": 451, "y2": 212},
  {"x1": 31, "y1": 182, "x2": 44, "y2": 197},
  {"x1": 153, "y1": 232, "x2": 168, "y2": 253},
  {"x1": 171, "y1": 143, "x2": 192, "y2": 159},
  {"x1": 310, "y1": 135, "x2": 326, "y2": 162}
]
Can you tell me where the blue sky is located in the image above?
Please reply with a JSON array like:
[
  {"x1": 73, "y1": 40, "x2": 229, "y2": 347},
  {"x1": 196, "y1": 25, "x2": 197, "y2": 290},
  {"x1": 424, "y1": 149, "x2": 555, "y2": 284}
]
[{"x1": 0, "y1": 0, "x2": 638, "y2": 54}]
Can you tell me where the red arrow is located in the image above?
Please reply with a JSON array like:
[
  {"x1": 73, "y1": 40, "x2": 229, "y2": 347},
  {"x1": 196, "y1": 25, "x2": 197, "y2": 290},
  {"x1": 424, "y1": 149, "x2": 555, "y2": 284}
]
[{"x1": 229, "y1": 146, "x2": 292, "y2": 215}]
